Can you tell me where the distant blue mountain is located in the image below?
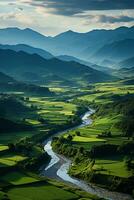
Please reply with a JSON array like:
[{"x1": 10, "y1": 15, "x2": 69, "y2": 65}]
[
  {"x1": 56, "y1": 55, "x2": 110, "y2": 73},
  {"x1": 91, "y1": 39, "x2": 134, "y2": 64},
  {"x1": 0, "y1": 26, "x2": 134, "y2": 61},
  {"x1": 0, "y1": 27, "x2": 51, "y2": 50},
  {"x1": 118, "y1": 56, "x2": 134, "y2": 69},
  {"x1": 0, "y1": 71, "x2": 15, "y2": 83},
  {"x1": 0, "y1": 44, "x2": 53, "y2": 59}
]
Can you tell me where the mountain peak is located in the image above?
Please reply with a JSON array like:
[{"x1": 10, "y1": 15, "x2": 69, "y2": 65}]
[
  {"x1": 0, "y1": 27, "x2": 20, "y2": 31},
  {"x1": 66, "y1": 30, "x2": 75, "y2": 34},
  {"x1": 24, "y1": 28, "x2": 33, "y2": 31},
  {"x1": 115, "y1": 26, "x2": 129, "y2": 31},
  {"x1": 54, "y1": 29, "x2": 78, "y2": 38}
]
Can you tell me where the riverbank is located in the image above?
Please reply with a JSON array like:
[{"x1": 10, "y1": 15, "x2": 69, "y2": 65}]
[{"x1": 41, "y1": 109, "x2": 133, "y2": 200}]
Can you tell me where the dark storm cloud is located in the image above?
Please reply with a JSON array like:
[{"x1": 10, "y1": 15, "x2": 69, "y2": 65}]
[
  {"x1": 31, "y1": 0, "x2": 134, "y2": 16},
  {"x1": 98, "y1": 15, "x2": 134, "y2": 23}
]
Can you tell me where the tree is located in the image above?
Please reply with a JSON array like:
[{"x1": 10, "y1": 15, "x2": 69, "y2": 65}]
[
  {"x1": 90, "y1": 159, "x2": 95, "y2": 170},
  {"x1": 79, "y1": 147, "x2": 84, "y2": 154},
  {"x1": 67, "y1": 135, "x2": 73, "y2": 142},
  {"x1": 8, "y1": 143, "x2": 15, "y2": 151},
  {"x1": 75, "y1": 131, "x2": 80, "y2": 136}
]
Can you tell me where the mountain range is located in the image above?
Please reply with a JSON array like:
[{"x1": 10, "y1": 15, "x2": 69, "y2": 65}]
[
  {"x1": 117, "y1": 57, "x2": 134, "y2": 69},
  {"x1": 91, "y1": 39, "x2": 134, "y2": 65},
  {"x1": 0, "y1": 49, "x2": 115, "y2": 86},
  {"x1": 0, "y1": 43, "x2": 108, "y2": 73},
  {"x1": 0, "y1": 71, "x2": 52, "y2": 95},
  {"x1": 0, "y1": 71, "x2": 15, "y2": 83},
  {"x1": 0, "y1": 44, "x2": 53, "y2": 59},
  {"x1": 0, "y1": 26, "x2": 134, "y2": 64},
  {"x1": 0, "y1": 26, "x2": 134, "y2": 86}
]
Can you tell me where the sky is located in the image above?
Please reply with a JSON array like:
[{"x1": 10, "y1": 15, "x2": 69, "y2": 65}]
[{"x1": 0, "y1": 0, "x2": 134, "y2": 36}]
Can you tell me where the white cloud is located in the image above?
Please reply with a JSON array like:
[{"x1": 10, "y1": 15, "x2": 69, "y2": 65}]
[
  {"x1": 35, "y1": 6, "x2": 55, "y2": 17},
  {"x1": 15, "y1": 13, "x2": 34, "y2": 25},
  {"x1": 0, "y1": 0, "x2": 134, "y2": 35}
]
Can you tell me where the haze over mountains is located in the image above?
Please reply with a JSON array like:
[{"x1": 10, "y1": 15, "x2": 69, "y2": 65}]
[
  {"x1": 0, "y1": 71, "x2": 15, "y2": 84},
  {"x1": 0, "y1": 26, "x2": 134, "y2": 65},
  {"x1": 117, "y1": 57, "x2": 134, "y2": 69},
  {"x1": 0, "y1": 44, "x2": 53, "y2": 60},
  {"x1": 91, "y1": 39, "x2": 134, "y2": 65},
  {"x1": 0, "y1": 49, "x2": 114, "y2": 86},
  {"x1": 0, "y1": 26, "x2": 134, "y2": 87}
]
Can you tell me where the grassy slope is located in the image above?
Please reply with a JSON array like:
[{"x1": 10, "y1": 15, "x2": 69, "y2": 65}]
[
  {"x1": 0, "y1": 169, "x2": 100, "y2": 200},
  {"x1": 8, "y1": 185, "x2": 78, "y2": 200},
  {"x1": 29, "y1": 97, "x2": 76, "y2": 126},
  {"x1": 0, "y1": 80, "x2": 133, "y2": 198},
  {"x1": 63, "y1": 81, "x2": 134, "y2": 179},
  {"x1": 0, "y1": 153, "x2": 27, "y2": 167},
  {"x1": 0, "y1": 145, "x2": 8, "y2": 151},
  {"x1": 0, "y1": 93, "x2": 100, "y2": 200},
  {"x1": 0, "y1": 95, "x2": 77, "y2": 145},
  {"x1": 2, "y1": 172, "x2": 38, "y2": 185}
]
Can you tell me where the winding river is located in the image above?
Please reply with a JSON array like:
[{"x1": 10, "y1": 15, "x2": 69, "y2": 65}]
[{"x1": 41, "y1": 109, "x2": 133, "y2": 200}]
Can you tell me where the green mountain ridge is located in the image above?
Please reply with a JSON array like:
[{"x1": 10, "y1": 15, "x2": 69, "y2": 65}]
[
  {"x1": 0, "y1": 49, "x2": 116, "y2": 86},
  {"x1": 91, "y1": 39, "x2": 134, "y2": 65},
  {"x1": 0, "y1": 44, "x2": 53, "y2": 59},
  {"x1": 0, "y1": 71, "x2": 52, "y2": 96},
  {"x1": 0, "y1": 71, "x2": 15, "y2": 83}
]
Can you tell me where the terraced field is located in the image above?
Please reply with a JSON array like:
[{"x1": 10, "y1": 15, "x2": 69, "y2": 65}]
[
  {"x1": 0, "y1": 80, "x2": 133, "y2": 199},
  {"x1": 8, "y1": 184, "x2": 79, "y2": 200},
  {"x1": 94, "y1": 158, "x2": 131, "y2": 177},
  {"x1": 0, "y1": 145, "x2": 8, "y2": 151},
  {"x1": 1, "y1": 170, "x2": 99, "y2": 200},
  {"x1": 28, "y1": 97, "x2": 77, "y2": 126},
  {"x1": 0, "y1": 153, "x2": 27, "y2": 167},
  {"x1": 2, "y1": 172, "x2": 39, "y2": 185},
  {"x1": 0, "y1": 131, "x2": 35, "y2": 144},
  {"x1": 60, "y1": 81, "x2": 134, "y2": 180}
]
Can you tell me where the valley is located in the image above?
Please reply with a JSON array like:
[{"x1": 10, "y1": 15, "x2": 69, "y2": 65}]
[
  {"x1": 0, "y1": 24, "x2": 134, "y2": 200},
  {"x1": 0, "y1": 79, "x2": 134, "y2": 200}
]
